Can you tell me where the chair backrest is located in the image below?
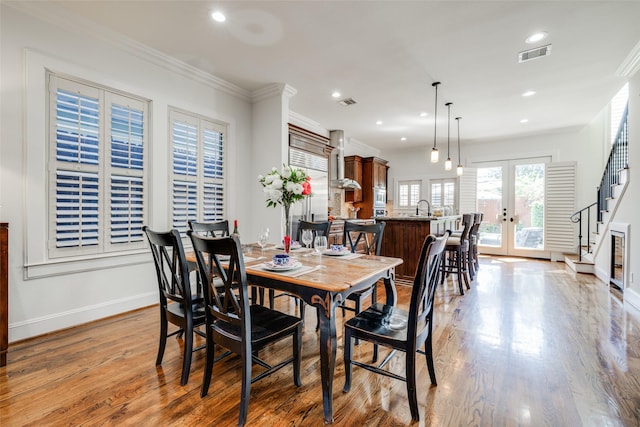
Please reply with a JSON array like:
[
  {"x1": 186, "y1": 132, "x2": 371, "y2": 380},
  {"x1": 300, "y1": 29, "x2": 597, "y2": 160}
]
[
  {"x1": 296, "y1": 220, "x2": 332, "y2": 246},
  {"x1": 143, "y1": 226, "x2": 195, "y2": 307},
  {"x1": 469, "y1": 212, "x2": 482, "y2": 241},
  {"x1": 343, "y1": 221, "x2": 386, "y2": 255},
  {"x1": 408, "y1": 231, "x2": 449, "y2": 342},
  {"x1": 188, "y1": 220, "x2": 230, "y2": 237},
  {"x1": 458, "y1": 213, "x2": 474, "y2": 241},
  {"x1": 188, "y1": 232, "x2": 249, "y2": 335}
]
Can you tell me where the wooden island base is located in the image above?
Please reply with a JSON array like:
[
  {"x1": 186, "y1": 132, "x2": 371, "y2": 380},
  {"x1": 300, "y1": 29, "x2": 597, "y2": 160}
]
[{"x1": 378, "y1": 216, "x2": 459, "y2": 280}]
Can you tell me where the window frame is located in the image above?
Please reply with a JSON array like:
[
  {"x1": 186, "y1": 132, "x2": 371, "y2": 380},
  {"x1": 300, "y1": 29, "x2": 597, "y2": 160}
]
[
  {"x1": 47, "y1": 72, "x2": 149, "y2": 259},
  {"x1": 430, "y1": 178, "x2": 458, "y2": 212},
  {"x1": 169, "y1": 108, "x2": 227, "y2": 237},
  {"x1": 396, "y1": 179, "x2": 422, "y2": 211}
]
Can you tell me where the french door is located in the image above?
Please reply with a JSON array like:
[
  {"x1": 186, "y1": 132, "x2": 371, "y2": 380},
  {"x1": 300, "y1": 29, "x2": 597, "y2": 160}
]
[{"x1": 475, "y1": 158, "x2": 549, "y2": 258}]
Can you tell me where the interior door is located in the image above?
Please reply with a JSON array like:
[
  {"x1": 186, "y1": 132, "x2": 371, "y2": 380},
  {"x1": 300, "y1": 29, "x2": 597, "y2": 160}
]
[{"x1": 476, "y1": 158, "x2": 549, "y2": 258}]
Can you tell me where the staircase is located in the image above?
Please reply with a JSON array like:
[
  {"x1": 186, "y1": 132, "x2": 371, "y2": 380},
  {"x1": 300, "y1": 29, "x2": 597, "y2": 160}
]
[{"x1": 566, "y1": 104, "x2": 629, "y2": 274}]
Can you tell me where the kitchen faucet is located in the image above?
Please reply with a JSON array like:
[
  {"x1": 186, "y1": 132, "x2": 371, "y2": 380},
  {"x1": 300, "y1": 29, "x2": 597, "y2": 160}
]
[{"x1": 416, "y1": 199, "x2": 431, "y2": 216}]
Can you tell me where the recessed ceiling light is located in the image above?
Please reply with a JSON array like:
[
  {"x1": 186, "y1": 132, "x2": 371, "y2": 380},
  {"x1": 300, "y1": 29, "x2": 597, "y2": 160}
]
[
  {"x1": 211, "y1": 11, "x2": 226, "y2": 22},
  {"x1": 376, "y1": 120, "x2": 383, "y2": 125},
  {"x1": 400, "y1": 137, "x2": 407, "y2": 142},
  {"x1": 331, "y1": 91, "x2": 341, "y2": 98},
  {"x1": 525, "y1": 32, "x2": 547, "y2": 44},
  {"x1": 520, "y1": 119, "x2": 529, "y2": 123},
  {"x1": 420, "y1": 112, "x2": 428, "y2": 117},
  {"x1": 522, "y1": 90, "x2": 536, "y2": 97}
]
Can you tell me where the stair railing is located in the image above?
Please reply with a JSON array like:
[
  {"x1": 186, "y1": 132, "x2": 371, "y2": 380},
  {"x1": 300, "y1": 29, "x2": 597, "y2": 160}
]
[
  {"x1": 597, "y1": 103, "x2": 629, "y2": 223},
  {"x1": 570, "y1": 202, "x2": 597, "y2": 261},
  {"x1": 571, "y1": 103, "x2": 628, "y2": 262}
]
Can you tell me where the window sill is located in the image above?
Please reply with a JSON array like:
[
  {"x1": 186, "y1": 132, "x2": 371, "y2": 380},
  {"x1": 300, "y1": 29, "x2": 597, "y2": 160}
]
[{"x1": 24, "y1": 249, "x2": 150, "y2": 280}]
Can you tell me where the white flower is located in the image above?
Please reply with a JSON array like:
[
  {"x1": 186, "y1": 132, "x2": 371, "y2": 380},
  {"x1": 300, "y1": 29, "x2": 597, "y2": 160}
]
[
  {"x1": 264, "y1": 174, "x2": 276, "y2": 185},
  {"x1": 286, "y1": 181, "x2": 303, "y2": 195},
  {"x1": 271, "y1": 177, "x2": 283, "y2": 189},
  {"x1": 281, "y1": 166, "x2": 292, "y2": 179}
]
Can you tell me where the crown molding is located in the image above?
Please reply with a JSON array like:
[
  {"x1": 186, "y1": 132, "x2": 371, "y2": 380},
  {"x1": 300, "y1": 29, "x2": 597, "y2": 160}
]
[
  {"x1": 6, "y1": 1, "x2": 251, "y2": 101},
  {"x1": 251, "y1": 83, "x2": 297, "y2": 103},
  {"x1": 616, "y1": 39, "x2": 640, "y2": 78}
]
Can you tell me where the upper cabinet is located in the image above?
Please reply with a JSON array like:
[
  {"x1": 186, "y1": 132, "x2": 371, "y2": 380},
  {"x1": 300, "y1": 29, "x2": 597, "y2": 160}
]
[
  {"x1": 344, "y1": 155, "x2": 363, "y2": 203},
  {"x1": 371, "y1": 158, "x2": 388, "y2": 189}
]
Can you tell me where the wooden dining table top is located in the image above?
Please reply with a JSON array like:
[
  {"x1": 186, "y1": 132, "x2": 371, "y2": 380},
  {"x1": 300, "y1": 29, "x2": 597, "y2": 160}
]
[{"x1": 185, "y1": 244, "x2": 403, "y2": 293}]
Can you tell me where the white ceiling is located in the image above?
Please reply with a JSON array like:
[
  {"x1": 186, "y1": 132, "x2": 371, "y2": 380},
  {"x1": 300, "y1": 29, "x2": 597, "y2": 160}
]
[{"x1": 49, "y1": 1, "x2": 640, "y2": 151}]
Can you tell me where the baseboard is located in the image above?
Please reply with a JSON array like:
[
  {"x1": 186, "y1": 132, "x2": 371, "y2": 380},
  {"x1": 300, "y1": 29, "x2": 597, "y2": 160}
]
[
  {"x1": 9, "y1": 292, "x2": 157, "y2": 342},
  {"x1": 625, "y1": 288, "x2": 640, "y2": 312}
]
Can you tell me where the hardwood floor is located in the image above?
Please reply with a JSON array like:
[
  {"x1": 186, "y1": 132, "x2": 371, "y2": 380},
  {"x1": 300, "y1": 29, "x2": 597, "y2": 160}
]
[{"x1": 2, "y1": 256, "x2": 640, "y2": 426}]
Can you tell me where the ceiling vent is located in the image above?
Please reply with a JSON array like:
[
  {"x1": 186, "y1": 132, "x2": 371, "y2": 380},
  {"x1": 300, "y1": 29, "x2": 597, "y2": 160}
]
[
  {"x1": 338, "y1": 97, "x2": 357, "y2": 106},
  {"x1": 518, "y1": 44, "x2": 552, "y2": 63}
]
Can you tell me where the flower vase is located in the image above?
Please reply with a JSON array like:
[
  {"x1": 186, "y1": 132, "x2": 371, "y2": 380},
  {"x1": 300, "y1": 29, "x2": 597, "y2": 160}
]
[{"x1": 282, "y1": 204, "x2": 293, "y2": 253}]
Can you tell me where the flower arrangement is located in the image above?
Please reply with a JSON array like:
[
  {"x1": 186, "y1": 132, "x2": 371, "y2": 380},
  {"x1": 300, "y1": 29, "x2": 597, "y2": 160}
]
[{"x1": 258, "y1": 165, "x2": 312, "y2": 252}]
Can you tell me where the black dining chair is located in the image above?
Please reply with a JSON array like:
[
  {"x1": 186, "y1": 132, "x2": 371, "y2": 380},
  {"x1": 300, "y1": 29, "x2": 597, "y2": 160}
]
[
  {"x1": 343, "y1": 231, "x2": 448, "y2": 421},
  {"x1": 341, "y1": 221, "x2": 386, "y2": 317},
  {"x1": 440, "y1": 213, "x2": 473, "y2": 294},
  {"x1": 189, "y1": 232, "x2": 302, "y2": 427},
  {"x1": 188, "y1": 220, "x2": 230, "y2": 237},
  {"x1": 269, "y1": 220, "x2": 331, "y2": 323},
  {"x1": 143, "y1": 226, "x2": 206, "y2": 386}
]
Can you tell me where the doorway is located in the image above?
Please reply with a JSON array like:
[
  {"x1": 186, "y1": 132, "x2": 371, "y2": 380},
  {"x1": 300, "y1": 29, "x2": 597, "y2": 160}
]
[{"x1": 475, "y1": 158, "x2": 549, "y2": 258}]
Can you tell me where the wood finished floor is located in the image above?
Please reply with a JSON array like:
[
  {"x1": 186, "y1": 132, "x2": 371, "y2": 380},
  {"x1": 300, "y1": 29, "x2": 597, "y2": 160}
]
[{"x1": 2, "y1": 256, "x2": 640, "y2": 426}]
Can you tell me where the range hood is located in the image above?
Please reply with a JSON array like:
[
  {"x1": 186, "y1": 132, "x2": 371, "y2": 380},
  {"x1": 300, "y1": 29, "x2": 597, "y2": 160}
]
[{"x1": 329, "y1": 130, "x2": 361, "y2": 190}]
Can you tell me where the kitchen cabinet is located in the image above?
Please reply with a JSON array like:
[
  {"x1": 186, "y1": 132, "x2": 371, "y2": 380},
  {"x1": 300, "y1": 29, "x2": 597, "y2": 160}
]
[
  {"x1": 344, "y1": 155, "x2": 363, "y2": 203},
  {"x1": 357, "y1": 157, "x2": 388, "y2": 219}
]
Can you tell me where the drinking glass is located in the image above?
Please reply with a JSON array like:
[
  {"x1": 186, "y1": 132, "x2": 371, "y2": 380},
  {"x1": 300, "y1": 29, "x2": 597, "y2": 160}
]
[
  {"x1": 301, "y1": 229, "x2": 314, "y2": 249},
  {"x1": 257, "y1": 228, "x2": 269, "y2": 254},
  {"x1": 314, "y1": 235, "x2": 327, "y2": 254}
]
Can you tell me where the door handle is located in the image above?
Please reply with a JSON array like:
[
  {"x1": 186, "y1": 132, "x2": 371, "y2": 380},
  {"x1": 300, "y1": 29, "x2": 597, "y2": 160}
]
[{"x1": 510, "y1": 218, "x2": 514, "y2": 222}]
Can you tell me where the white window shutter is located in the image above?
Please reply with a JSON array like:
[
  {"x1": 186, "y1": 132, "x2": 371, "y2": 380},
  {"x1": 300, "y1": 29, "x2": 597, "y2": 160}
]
[
  {"x1": 545, "y1": 162, "x2": 576, "y2": 253},
  {"x1": 458, "y1": 167, "x2": 477, "y2": 214}
]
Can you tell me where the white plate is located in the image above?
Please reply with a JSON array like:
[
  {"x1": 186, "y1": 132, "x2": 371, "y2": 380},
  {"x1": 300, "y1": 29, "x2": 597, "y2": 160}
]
[
  {"x1": 323, "y1": 249, "x2": 352, "y2": 257},
  {"x1": 275, "y1": 242, "x2": 303, "y2": 250},
  {"x1": 262, "y1": 260, "x2": 302, "y2": 271}
]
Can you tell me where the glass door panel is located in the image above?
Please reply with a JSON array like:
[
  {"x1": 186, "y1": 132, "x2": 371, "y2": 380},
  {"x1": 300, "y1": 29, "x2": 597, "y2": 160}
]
[{"x1": 477, "y1": 166, "x2": 503, "y2": 252}]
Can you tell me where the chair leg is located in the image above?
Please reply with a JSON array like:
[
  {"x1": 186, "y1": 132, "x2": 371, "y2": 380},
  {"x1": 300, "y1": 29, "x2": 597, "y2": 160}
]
[
  {"x1": 238, "y1": 346, "x2": 252, "y2": 427},
  {"x1": 462, "y1": 251, "x2": 471, "y2": 290},
  {"x1": 156, "y1": 311, "x2": 168, "y2": 365},
  {"x1": 200, "y1": 331, "x2": 215, "y2": 397},
  {"x1": 180, "y1": 320, "x2": 193, "y2": 386},
  {"x1": 406, "y1": 351, "x2": 419, "y2": 421},
  {"x1": 293, "y1": 325, "x2": 302, "y2": 387},
  {"x1": 467, "y1": 249, "x2": 475, "y2": 281},
  {"x1": 299, "y1": 299, "x2": 306, "y2": 325},
  {"x1": 343, "y1": 328, "x2": 353, "y2": 392},
  {"x1": 456, "y1": 250, "x2": 464, "y2": 295},
  {"x1": 425, "y1": 331, "x2": 437, "y2": 385}
]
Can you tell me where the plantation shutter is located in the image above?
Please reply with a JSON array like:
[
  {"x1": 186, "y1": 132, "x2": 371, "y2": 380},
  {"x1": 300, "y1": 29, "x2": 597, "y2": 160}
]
[
  {"x1": 545, "y1": 162, "x2": 576, "y2": 253},
  {"x1": 458, "y1": 167, "x2": 477, "y2": 214}
]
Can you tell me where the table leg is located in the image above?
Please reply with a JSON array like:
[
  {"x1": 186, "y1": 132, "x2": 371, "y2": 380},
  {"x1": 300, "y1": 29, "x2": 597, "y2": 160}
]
[{"x1": 317, "y1": 297, "x2": 337, "y2": 424}]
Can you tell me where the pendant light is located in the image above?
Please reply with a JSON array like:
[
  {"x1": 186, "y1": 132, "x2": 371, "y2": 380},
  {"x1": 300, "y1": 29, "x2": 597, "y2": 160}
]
[
  {"x1": 430, "y1": 82, "x2": 441, "y2": 163},
  {"x1": 444, "y1": 102, "x2": 453, "y2": 171},
  {"x1": 455, "y1": 116, "x2": 464, "y2": 176}
]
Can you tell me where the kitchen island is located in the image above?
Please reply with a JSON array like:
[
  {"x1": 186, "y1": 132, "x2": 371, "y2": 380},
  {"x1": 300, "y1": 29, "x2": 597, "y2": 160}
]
[{"x1": 377, "y1": 215, "x2": 459, "y2": 281}]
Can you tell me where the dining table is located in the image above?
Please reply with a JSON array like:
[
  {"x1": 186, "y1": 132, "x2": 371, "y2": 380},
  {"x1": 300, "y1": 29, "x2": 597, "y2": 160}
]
[{"x1": 187, "y1": 243, "x2": 403, "y2": 424}]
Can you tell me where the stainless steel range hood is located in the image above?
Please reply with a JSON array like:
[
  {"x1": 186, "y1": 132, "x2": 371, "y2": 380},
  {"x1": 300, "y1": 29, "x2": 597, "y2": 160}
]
[{"x1": 329, "y1": 130, "x2": 361, "y2": 190}]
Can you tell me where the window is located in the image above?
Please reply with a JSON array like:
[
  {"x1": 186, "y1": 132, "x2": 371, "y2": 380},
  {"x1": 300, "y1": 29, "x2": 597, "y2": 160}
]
[
  {"x1": 170, "y1": 109, "x2": 226, "y2": 236},
  {"x1": 48, "y1": 73, "x2": 148, "y2": 258},
  {"x1": 430, "y1": 178, "x2": 457, "y2": 209},
  {"x1": 610, "y1": 83, "x2": 628, "y2": 144},
  {"x1": 397, "y1": 180, "x2": 421, "y2": 209}
]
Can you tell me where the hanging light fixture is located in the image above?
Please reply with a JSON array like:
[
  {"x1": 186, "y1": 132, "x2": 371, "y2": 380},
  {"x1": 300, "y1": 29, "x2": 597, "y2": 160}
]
[
  {"x1": 445, "y1": 102, "x2": 453, "y2": 171},
  {"x1": 455, "y1": 116, "x2": 464, "y2": 176},
  {"x1": 430, "y1": 82, "x2": 441, "y2": 163}
]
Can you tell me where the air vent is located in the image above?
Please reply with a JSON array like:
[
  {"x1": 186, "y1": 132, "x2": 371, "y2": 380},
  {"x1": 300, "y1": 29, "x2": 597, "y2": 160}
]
[
  {"x1": 518, "y1": 44, "x2": 552, "y2": 63},
  {"x1": 338, "y1": 97, "x2": 357, "y2": 106}
]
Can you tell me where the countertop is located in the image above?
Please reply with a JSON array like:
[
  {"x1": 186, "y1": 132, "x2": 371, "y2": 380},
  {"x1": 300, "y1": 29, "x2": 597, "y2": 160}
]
[{"x1": 375, "y1": 215, "x2": 460, "y2": 222}]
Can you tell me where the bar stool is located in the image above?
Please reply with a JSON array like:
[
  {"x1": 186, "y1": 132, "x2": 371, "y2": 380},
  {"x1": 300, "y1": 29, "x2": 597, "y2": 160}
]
[{"x1": 440, "y1": 213, "x2": 473, "y2": 294}]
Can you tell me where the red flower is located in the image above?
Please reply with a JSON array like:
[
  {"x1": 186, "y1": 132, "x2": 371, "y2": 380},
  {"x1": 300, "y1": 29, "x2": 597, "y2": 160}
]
[{"x1": 302, "y1": 180, "x2": 312, "y2": 196}]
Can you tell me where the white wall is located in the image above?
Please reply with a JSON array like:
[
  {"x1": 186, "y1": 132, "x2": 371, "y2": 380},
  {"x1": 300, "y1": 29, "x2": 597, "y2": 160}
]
[
  {"x1": 0, "y1": 4, "x2": 255, "y2": 340},
  {"x1": 597, "y1": 71, "x2": 640, "y2": 309}
]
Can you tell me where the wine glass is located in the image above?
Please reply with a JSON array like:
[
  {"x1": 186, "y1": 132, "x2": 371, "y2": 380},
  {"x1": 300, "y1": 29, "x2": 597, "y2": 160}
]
[
  {"x1": 314, "y1": 235, "x2": 327, "y2": 255},
  {"x1": 301, "y1": 229, "x2": 314, "y2": 249},
  {"x1": 257, "y1": 228, "x2": 269, "y2": 255}
]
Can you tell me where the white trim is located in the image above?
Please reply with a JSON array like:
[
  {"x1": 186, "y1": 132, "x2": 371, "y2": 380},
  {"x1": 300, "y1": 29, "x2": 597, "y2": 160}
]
[
  {"x1": 24, "y1": 251, "x2": 150, "y2": 279},
  {"x1": 625, "y1": 288, "x2": 640, "y2": 312},
  {"x1": 616, "y1": 39, "x2": 640, "y2": 77},
  {"x1": 9, "y1": 292, "x2": 157, "y2": 342}
]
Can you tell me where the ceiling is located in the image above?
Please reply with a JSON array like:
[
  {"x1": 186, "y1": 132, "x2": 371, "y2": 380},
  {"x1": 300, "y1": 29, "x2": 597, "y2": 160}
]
[{"x1": 47, "y1": 1, "x2": 640, "y2": 151}]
